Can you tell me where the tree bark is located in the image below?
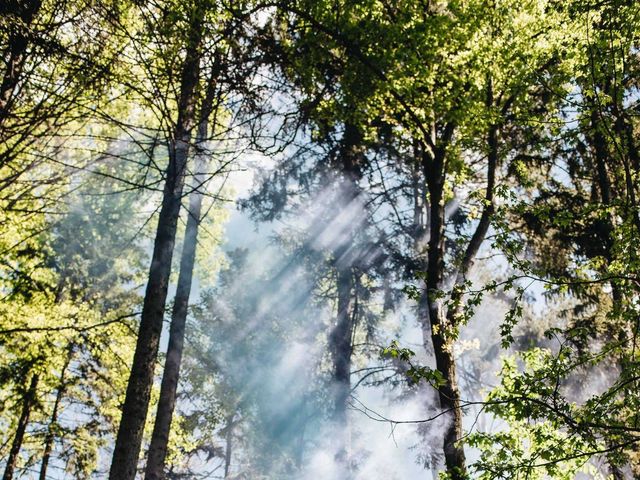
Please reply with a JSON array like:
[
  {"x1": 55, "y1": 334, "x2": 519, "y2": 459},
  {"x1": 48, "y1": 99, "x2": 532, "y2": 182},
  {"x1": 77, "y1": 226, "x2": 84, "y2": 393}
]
[
  {"x1": 223, "y1": 413, "x2": 235, "y2": 479},
  {"x1": 592, "y1": 93, "x2": 637, "y2": 477},
  {"x1": 108, "y1": 9, "x2": 204, "y2": 480},
  {"x1": 612, "y1": 105, "x2": 640, "y2": 235},
  {"x1": 587, "y1": 103, "x2": 626, "y2": 309},
  {"x1": 38, "y1": 347, "x2": 73, "y2": 480},
  {"x1": 420, "y1": 80, "x2": 501, "y2": 479},
  {"x1": 0, "y1": 0, "x2": 42, "y2": 128},
  {"x1": 421, "y1": 140, "x2": 468, "y2": 480},
  {"x1": 433, "y1": 124, "x2": 498, "y2": 480},
  {"x1": 144, "y1": 73, "x2": 217, "y2": 480},
  {"x1": 590, "y1": 109, "x2": 613, "y2": 207},
  {"x1": 327, "y1": 123, "x2": 363, "y2": 469},
  {"x1": 329, "y1": 266, "x2": 354, "y2": 425},
  {"x1": 2, "y1": 373, "x2": 38, "y2": 480}
]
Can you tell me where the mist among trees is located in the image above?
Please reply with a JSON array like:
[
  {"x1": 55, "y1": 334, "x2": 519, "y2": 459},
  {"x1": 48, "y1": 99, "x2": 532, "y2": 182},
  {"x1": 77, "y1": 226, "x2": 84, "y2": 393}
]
[{"x1": 1, "y1": 0, "x2": 640, "y2": 478}]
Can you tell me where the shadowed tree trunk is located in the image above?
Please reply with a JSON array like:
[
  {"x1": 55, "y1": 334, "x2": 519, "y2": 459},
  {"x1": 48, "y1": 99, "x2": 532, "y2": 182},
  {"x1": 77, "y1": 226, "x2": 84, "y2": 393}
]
[
  {"x1": 2, "y1": 373, "x2": 38, "y2": 480},
  {"x1": 433, "y1": 126, "x2": 497, "y2": 480},
  {"x1": 588, "y1": 94, "x2": 631, "y2": 480},
  {"x1": 422, "y1": 138, "x2": 468, "y2": 480},
  {"x1": 327, "y1": 123, "x2": 364, "y2": 471},
  {"x1": 108, "y1": 7, "x2": 204, "y2": 480},
  {"x1": 612, "y1": 99, "x2": 640, "y2": 236},
  {"x1": 223, "y1": 413, "x2": 236, "y2": 478},
  {"x1": 330, "y1": 265, "x2": 354, "y2": 425},
  {"x1": 420, "y1": 80, "x2": 503, "y2": 479},
  {"x1": 590, "y1": 109, "x2": 613, "y2": 207},
  {"x1": 0, "y1": 0, "x2": 41, "y2": 128},
  {"x1": 38, "y1": 346, "x2": 73, "y2": 480},
  {"x1": 144, "y1": 69, "x2": 220, "y2": 480}
]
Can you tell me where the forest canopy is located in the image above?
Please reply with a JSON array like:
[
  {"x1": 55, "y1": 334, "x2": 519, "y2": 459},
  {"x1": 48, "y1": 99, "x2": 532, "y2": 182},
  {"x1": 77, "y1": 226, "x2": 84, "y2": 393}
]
[{"x1": 1, "y1": 0, "x2": 639, "y2": 479}]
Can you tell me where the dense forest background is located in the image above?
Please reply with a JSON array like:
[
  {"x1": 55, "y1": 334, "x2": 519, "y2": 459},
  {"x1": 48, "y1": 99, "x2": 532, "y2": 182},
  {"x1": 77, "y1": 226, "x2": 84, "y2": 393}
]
[{"x1": 1, "y1": 0, "x2": 639, "y2": 478}]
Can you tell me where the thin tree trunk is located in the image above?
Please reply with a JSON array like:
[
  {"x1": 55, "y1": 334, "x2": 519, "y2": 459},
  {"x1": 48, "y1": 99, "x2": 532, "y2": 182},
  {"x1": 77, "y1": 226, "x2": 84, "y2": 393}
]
[
  {"x1": 590, "y1": 109, "x2": 613, "y2": 206},
  {"x1": 223, "y1": 414, "x2": 235, "y2": 479},
  {"x1": 2, "y1": 373, "x2": 38, "y2": 480},
  {"x1": 612, "y1": 106, "x2": 640, "y2": 235},
  {"x1": 144, "y1": 73, "x2": 218, "y2": 480},
  {"x1": 444, "y1": 121, "x2": 498, "y2": 325},
  {"x1": 0, "y1": 0, "x2": 41, "y2": 128},
  {"x1": 38, "y1": 346, "x2": 73, "y2": 480},
  {"x1": 108, "y1": 9, "x2": 204, "y2": 480}
]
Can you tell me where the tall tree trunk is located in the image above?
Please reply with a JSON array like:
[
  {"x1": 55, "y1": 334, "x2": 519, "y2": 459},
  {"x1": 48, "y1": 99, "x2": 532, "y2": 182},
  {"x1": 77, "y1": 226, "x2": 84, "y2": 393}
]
[
  {"x1": 591, "y1": 98, "x2": 634, "y2": 478},
  {"x1": 0, "y1": 0, "x2": 41, "y2": 128},
  {"x1": 108, "y1": 9, "x2": 204, "y2": 480},
  {"x1": 223, "y1": 413, "x2": 235, "y2": 479},
  {"x1": 612, "y1": 105, "x2": 640, "y2": 235},
  {"x1": 2, "y1": 373, "x2": 38, "y2": 480},
  {"x1": 144, "y1": 73, "x2": 218, "y2": 480},
  {"x1": 328, "y1": 258, "x2": 354, "y2": 471},
  {"x1": 590, "y1": 109, "x2": 613, "y2": 207},
  {"x1": 38, "y1": 346, "x2": 73, "y2": 480},
  {"x1": 588, "y1": 104, "x2": 624, "y2": 309},
  {"x1": 329, "y1": 266, "x2": 354, "y2": 425},
  {"x1": 411, "y1": 141, "x2": 445, "y2": 474},
  {"x1": 434, "y1": 125, "x2": 498, "y2": 480},
  {"x1": 421, "y1": 82, "x2": 500, "y2": 479},
  {"x1": 422, "y1": 138, "x2": 468, "y2": 480},
  {"x1": 327, "y1": 123, "x2": 363, "y2": 468}
]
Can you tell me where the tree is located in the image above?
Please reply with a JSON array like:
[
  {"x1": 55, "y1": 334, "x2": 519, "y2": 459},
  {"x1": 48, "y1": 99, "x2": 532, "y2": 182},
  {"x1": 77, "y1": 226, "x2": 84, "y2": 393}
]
[
  {"x1": 265, "y1": 1, "x2": 571, "y2": 477},
  {"x1": 108, "y1": 1, "x2": 208, "y2": 477},
  {"x1": 145, "y1": 46, "x2": 226, "y2": 480},
  {"x1": 470, "y1": 0, "x2": 640, "y2": 477},
  {"x1": 0, "y1": 154, "x2": 146, "y2": 478}
]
